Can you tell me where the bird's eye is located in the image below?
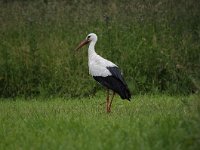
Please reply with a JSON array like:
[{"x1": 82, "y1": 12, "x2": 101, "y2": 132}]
[{"x1": 87, "y1": 36, "x2": 91, "y2": 39}]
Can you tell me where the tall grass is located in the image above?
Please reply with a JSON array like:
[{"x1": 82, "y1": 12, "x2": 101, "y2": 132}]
[{"x1": 0, "y1": 0, "x2": 199, "y2": 97}]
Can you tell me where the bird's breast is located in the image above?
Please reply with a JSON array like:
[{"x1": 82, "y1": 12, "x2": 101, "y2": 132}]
[
  {"x1": 88, "y1": 60, "x2": 112, "y2": 77},
  {"x1": 88, "y1": 54, "x2": 117, "y2": 77}
]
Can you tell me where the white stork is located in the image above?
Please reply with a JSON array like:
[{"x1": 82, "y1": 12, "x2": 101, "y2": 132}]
[{"x1": 75, "y1": 33, "x2": 131, "y2": 113}]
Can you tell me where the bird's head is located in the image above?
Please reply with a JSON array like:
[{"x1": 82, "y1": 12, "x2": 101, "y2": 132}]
[{"x1": 75, "y1": 33, "x2": 97, "y2": 50}]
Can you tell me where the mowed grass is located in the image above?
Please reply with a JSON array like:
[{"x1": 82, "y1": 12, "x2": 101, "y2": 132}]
[{"x1": 0, "y1": 94, "x2": 200, "y2": 150}]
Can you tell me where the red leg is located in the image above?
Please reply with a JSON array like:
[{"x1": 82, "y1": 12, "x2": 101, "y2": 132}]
[
  {"x1": 108, "y1": 91, "x2": 115, "y2": 112},
  {"x1": 106, "y1": 89, "x2": 110, "y2": 113}
]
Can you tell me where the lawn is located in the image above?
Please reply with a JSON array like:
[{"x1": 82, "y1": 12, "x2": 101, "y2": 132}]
[{"x1": 0, "y1": 94, "x2": 199, "y2": 150}]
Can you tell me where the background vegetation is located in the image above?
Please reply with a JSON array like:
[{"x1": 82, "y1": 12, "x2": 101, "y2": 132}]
[
  {"x1": 0, "y1": 0, "x2": 200, "y2": 98},
  {"x1": 0, "y1": 1, "x2": 200, "y2": 149}
]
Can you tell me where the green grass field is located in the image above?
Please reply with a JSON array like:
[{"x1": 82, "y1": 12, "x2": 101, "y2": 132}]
[
  {"x1": 0, "y1": 1, "x2": 199, "y2": 149},
  {"x1": 0, "y1": 94, "x2": 199, "y2": 150}
]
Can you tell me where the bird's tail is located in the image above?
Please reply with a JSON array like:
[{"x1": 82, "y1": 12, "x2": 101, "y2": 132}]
[{"x1": 120, "y1": 85, "x2": 131, "y2": 101}]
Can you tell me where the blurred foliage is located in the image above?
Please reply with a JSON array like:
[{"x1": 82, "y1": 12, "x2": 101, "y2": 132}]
[{"x1": 0, "y1": 0, "x2": 200, "y2": 98}]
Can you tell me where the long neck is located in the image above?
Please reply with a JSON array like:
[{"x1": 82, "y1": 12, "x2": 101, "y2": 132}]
[{"x1": 88, "y1": 41, "x2": 97, "y2": 58}]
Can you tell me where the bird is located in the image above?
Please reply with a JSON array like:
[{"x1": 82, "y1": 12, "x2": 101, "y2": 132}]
[{"x1": 75, "y1": 33, "x2": 131, "y2": 113}]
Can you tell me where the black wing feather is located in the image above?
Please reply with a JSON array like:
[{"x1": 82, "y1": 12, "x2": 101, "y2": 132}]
[
  {"x1": 93, "y1": 66, "x2": 131, "y2": 100},
  {"x1": 93, "y1": 76, "x2": 131, "y2": 100},
  {"x1": 106, "y1": 66, "x2": 127, "y2": 85},
  {"x1": 106, "y1": 66, "x2": 131, "y2": 100}
]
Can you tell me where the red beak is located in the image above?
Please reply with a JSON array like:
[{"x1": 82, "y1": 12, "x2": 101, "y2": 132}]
[{"x1": 75, "y1": 39, "x2": 90, "y2": 51}]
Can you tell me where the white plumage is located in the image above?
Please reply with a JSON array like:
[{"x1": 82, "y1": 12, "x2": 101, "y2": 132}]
[
  {"x1": 87, "y1": 33, "x2": 117, "y2": 77},
  {"x1": 75, "y1": 33, "x2": 131, "y2": 113}
]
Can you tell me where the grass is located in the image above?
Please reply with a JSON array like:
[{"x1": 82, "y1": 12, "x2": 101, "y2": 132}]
[
  {"x1": 0, "y1": 0, "x2": 199, "y2": 97},
  {"x1": 0, "y1": 94, "x2": 200, "y2": 150},
  {"x1": 0, "y1": 1, "x2": 199, "y2": 149}
]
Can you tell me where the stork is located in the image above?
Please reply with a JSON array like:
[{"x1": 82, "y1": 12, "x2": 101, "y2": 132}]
[{"x1": 75, "y1": 33, "x2": 131, "y2": 113}]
